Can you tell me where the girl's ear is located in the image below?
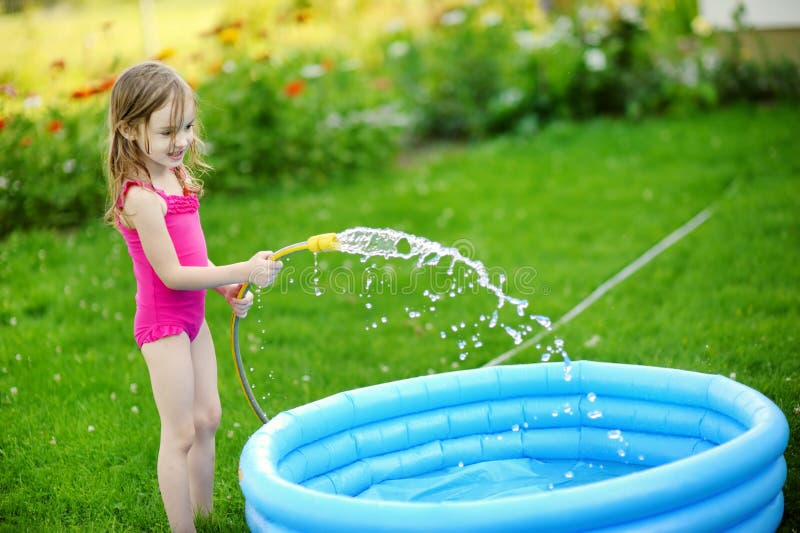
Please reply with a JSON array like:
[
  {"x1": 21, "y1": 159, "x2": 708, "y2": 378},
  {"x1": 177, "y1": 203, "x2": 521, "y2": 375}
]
[{"x1": 118, "y1": 122, "x2": 138, "y2": 142}]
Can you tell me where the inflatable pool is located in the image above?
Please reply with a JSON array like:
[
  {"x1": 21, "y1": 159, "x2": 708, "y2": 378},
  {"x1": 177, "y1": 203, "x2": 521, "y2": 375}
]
[{"x1": 239, "y1": 361, "x2": 789, "y2": 532}]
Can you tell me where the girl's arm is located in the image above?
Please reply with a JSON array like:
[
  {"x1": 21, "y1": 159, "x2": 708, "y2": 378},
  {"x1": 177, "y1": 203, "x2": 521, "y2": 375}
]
[{"x1": 123, "y1": 186, "x2": 275, "y2": 290}]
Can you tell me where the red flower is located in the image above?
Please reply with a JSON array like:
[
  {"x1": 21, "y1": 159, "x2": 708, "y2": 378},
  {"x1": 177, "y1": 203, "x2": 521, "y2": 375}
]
[
  {"x1": 71, "y1": 87, "x2": 92, "y2": 99},
  {"x1": 47, "y1": 119, "x2": 63, "y2": 133},
  {"x1": 1, "y1": 83, "x2": 16, "y2": 97},
  {"x1": 283, "y1": 79, "x2": 306, "y2": 97},
  {"x1": 372, "y1": 77, "x2": 392, "y2": 90},
  {"x1": 70, "y1": 76, "x2": 115, "y2": 99},
  {"x1": 0, "y1": 117, "x2": 5, "y2": 130},
  {"x1": 95, "y1": 76, "x2": 116, "y2": 93}
]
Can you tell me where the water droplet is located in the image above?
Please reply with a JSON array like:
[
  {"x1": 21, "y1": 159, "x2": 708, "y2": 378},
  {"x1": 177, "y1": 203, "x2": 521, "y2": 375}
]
[
  {"x1": 488, "y1": 310, "x2": 499, "y2": 328},
  {"x1": 587, "y1": 392, "x2": 597, "y2": 402},
  {"x1": 587, "y1": 410, "x2": 603, "y2": 420},
  {"x1": 607, "y1": 429, "x2": 622, "y2": 440},
  {"x1": 511, "y1": 424, "x2": 520, "y2": 432},
  {"x1": 564, "y1": 471, "x2": 574, "y2": 479},
  {"x1": 531, "y1": 315, "x2": 551, "y2": 329}
]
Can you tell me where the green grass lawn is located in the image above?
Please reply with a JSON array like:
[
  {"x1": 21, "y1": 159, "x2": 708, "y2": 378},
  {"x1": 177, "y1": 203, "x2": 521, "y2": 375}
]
[{"x1": 1, "y1": 104, "x2": 798, "y2": 531}]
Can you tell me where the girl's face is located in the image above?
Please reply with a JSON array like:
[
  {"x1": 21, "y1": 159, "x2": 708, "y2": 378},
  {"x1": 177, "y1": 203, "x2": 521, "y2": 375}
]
[{"x1": 138, "y1": 94, "x2": 196, "y2": 177}]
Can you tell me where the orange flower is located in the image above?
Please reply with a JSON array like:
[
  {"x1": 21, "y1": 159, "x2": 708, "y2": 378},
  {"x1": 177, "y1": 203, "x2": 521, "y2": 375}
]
[
  {"x1": 153, "y1": 48, "x2": 175, "y2": 61},
  {"x1": 283, "y1": 79, "x2": 306, "y2": 97},
  {"x1": 217, "y1": 27, "x2": 240, "y2": 46},
  {"x1": 50, "y1": 59, "x2": 66, "y2": 71},
  {"x1": 203, "y1": 19, "x2": 243, "y2": 37},
  {"x1": 321, "y1": 58, "x2": 335, "y2": 72},
  {"x1": 20, "y1": 136, "x2": 33, "y2": 147},
  {"x1": 295, "y1": 8, "x2": 312, "y2": 24},
  {"x1": 47, "y1": 119, "x2": 63, "y2": 133}
]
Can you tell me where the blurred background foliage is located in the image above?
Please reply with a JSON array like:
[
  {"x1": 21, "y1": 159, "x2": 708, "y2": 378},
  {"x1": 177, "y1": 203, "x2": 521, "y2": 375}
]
[{"x1": 1, "y1": 0, "x2": 798, "y2": 237}]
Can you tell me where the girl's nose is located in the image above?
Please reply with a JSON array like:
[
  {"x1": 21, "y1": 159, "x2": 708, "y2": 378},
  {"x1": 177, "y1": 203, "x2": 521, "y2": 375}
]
[{"x1": 175, "y1": 130, "x2": 192, "y2": 148}]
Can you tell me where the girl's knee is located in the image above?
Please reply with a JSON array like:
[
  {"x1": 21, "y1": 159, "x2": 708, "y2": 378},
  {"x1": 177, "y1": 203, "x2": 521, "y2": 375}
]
[
  {"x1": 164, "y1": 422, "x2": 196, "y2": 454},
  {"x1": 195, "y1": 402, "x2": 221, "y2": 436}
]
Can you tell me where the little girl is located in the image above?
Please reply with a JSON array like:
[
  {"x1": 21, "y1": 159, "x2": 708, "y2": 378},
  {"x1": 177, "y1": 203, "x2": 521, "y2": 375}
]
[{"x1": 104, "y1": 61, "x2": 281, "y2": 532}]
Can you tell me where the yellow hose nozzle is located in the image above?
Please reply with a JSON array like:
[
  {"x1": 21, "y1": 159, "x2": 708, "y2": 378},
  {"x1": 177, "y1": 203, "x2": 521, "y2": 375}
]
[{"x1": 306, "y1": 233, "x2": 340, "y2": 253}]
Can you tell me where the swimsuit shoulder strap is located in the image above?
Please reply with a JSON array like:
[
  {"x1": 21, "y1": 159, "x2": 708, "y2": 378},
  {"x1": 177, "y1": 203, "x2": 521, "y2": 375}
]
[{"x1": 117, "y1": 180, "x2": 165, "y2": 209}]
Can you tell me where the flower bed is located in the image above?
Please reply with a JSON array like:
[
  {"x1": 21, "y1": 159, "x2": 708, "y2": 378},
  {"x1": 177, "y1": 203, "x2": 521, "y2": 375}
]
[{"x1": 1, "y1": 0, "x2": 798, "y2": 237}]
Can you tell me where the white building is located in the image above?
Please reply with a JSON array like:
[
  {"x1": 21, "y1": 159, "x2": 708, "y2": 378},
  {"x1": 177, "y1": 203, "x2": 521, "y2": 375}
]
[{"x1": 699, "y1": 0, "x2": 800, "y2": 63}]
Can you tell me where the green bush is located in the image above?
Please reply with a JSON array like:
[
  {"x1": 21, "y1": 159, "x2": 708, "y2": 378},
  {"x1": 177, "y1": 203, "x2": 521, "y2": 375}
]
[
  {"x1": 0, "y1": 53, "x2": 409, "y2": 236},
  {"x1": 199, "y1": 54, "x2": 407, "y2": 189},
  {"x1": 0, "y1": 103, "x2": 107, "y2": 236}
]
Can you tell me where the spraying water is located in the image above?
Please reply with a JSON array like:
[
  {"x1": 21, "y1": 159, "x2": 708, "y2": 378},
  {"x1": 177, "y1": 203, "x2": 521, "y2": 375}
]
[
  {"x1": 334, "y1": 227, "x2": 560, "y2": 359},
  {"x1": 338, "y1": 226, "x2": 527, "y2": 308}
]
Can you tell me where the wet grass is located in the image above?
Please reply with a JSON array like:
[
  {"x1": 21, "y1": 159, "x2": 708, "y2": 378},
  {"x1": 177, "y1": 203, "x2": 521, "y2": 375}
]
[{"x1": 1, "y1": 103, "x2": 798, "y2": 531}]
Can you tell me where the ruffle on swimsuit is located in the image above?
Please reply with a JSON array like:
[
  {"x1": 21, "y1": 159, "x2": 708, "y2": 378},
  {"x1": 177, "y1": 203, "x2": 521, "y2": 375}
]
[{"x1": 163, "y1": 192, "x2": 200, "y2": 214}]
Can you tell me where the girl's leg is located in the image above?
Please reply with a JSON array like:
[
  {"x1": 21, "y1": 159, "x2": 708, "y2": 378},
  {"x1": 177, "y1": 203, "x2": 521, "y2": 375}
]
[
  {"x1": 186, "y1": 321, "x2": 221, "y2": 517},
  {"x1": 142, "y1": 333, "x2": 197, "y2": 533}
]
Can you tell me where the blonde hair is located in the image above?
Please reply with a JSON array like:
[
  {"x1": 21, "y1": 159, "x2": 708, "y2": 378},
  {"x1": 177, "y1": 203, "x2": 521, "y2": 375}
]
[{"x1": 104, "y1": 61, "x2": 210, "y2": 226}]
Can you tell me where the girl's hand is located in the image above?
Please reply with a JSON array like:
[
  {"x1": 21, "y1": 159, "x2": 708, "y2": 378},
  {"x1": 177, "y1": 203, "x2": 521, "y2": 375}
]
[
  {"x1": 247, "y1": 251, "x2": 283, "y2": 288},
  {"x1": 217, "y1": 283, "x2": 254, "y2": 318}
]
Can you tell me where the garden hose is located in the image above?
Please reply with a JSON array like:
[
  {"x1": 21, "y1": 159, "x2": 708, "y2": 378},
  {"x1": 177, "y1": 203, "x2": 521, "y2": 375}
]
[{"x1": 230, "y1": 233, "x2": 339, "y2": 423}]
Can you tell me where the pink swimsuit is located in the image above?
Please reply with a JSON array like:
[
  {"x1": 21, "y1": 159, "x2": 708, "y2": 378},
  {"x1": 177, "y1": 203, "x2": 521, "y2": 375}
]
[{"x1": 118, "y1": 180, "x2": 208, "y2": 348}]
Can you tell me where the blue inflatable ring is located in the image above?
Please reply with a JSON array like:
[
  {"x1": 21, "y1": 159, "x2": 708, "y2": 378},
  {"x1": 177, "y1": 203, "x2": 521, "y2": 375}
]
[{"x1": 239, "y1": 361, "x2": 789, "y2": 532}]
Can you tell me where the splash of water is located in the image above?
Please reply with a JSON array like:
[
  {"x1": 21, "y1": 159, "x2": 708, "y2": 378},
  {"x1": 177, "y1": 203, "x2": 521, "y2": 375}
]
[{"x1": 337, "y1": 226, "x2": 530, "y2": 315}]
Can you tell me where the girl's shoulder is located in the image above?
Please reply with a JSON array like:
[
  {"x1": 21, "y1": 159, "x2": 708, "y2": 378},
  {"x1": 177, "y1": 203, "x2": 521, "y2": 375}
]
[
  {"x1": 118, "y1": 180, "x2": 168, "y2": 220},
  {"x1": 118, "y1": 180, "x2": 158, "y2": 206}
]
